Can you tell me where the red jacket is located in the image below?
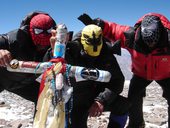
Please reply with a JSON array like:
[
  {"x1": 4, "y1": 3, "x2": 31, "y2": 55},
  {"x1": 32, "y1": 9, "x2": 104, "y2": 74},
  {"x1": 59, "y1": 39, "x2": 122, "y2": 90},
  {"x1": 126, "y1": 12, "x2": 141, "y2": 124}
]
[{"x1": 103, "y1": 13, "x2": 170, "y2": 80}]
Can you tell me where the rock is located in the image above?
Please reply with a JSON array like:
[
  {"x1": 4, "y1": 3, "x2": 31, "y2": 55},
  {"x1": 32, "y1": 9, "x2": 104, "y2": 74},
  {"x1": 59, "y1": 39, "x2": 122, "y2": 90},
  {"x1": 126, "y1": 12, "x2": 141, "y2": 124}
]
[{"x1": 0, "y1": 81, "x2": 169, "y2": 128}]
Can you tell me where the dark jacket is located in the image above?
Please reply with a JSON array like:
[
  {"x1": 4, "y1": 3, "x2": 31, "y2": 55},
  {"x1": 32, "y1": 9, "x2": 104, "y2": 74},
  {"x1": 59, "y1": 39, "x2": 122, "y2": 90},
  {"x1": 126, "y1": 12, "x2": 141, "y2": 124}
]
[
  {"x1": 0, "y1": 29, "x2": 45, "y2": 89},
  {"x1": 44, "y1": 31, "x2": 125, "y2": 107},
  {"x1": 0, "y1": 11, "x2": 54, "y2": 102}
]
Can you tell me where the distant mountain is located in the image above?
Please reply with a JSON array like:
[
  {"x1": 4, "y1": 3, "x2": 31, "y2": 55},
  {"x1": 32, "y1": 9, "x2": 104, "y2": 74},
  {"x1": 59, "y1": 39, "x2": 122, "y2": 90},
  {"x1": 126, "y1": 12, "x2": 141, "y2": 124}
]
[{"x1": 115, "y1": 48, "x2": 132, "y2": 80}]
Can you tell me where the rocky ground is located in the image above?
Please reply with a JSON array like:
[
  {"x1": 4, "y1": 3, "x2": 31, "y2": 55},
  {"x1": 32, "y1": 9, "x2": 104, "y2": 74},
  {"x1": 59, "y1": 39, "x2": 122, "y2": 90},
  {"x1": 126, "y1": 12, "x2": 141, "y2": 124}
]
[{"x1": 0, "y1": 81, "x2": 168, "y2": 128}]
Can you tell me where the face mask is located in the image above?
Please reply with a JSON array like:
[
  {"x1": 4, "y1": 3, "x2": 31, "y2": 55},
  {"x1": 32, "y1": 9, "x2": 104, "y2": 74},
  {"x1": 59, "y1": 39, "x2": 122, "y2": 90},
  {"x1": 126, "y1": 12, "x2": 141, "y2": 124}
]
[
  {"x1": 141, "y1": 15, "x2": 161, "y2": 48},
  {"x1": 81, "y1": 25, "x2": 103, "y2": 57},
  {"x1": 29, "y1": 14, "x2": 56, "y2": 47}
]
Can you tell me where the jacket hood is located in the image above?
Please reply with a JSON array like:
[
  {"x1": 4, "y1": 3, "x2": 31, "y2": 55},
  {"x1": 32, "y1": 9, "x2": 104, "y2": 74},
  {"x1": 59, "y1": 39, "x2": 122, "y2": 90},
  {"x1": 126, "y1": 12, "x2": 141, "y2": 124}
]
[{"x1": 135, "y1": 13, "x2": 170, "y2": 29}]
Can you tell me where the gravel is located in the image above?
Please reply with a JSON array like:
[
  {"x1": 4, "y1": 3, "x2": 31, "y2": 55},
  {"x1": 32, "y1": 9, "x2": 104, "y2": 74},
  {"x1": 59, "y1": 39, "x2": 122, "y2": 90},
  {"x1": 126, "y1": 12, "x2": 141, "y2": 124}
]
[{"x1": 0, "y1": 81, "x2": 168, "y2": 128}]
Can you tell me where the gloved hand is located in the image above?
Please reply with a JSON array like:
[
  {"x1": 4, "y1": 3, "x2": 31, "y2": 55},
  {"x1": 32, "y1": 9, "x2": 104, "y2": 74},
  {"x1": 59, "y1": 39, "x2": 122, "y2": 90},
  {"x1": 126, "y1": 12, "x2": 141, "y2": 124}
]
[
  {"x1": 95, "y1": 89, "x2": 131, "y2": 115},
  {"x1": 95, "y1": 88, "x2": 117, "y2": 105},
  {"x1": 78, "y1": 13, "x2": 105, "y2": 29},
  {"x1": 78, "y1": 13, "x2": 93, "y2": 25}
]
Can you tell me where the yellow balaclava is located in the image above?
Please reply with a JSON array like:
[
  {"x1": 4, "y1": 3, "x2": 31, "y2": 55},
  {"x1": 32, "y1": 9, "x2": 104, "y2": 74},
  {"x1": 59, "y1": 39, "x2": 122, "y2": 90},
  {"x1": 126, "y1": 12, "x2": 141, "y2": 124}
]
[{"x1": 81, "y1": 24, "x2": 103, "y2": 57}]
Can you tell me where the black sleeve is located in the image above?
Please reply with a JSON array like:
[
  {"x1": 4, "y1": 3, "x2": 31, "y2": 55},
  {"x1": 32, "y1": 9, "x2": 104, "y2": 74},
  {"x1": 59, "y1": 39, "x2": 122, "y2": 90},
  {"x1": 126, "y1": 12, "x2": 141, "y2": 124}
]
[
  {"x1": 95, "y1": 55, "x2": 125, "y2": 105},
  {"x1": 0, "y1": 34, "x2": 9, "y2": 49}
]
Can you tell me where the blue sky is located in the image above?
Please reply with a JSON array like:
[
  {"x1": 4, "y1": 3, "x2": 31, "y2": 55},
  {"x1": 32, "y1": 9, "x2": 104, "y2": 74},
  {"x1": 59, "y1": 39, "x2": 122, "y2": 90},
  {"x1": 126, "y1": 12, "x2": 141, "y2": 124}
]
[{"x1": 0, "y1": 0, "x2": 170, "y2": 34}]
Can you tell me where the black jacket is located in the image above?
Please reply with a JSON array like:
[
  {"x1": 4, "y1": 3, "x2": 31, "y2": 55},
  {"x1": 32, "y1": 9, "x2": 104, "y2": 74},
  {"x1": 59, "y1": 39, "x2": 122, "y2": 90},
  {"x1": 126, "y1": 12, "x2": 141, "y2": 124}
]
[
  {"x1": 44, "y1": 31, "x2": 125, "y2": 107},
  {"x1": 0, "y1": 11, "x2": 56, "y2": 103},
  {"x1": 0, "y1": 28, "x2": 46, "y2": 91}
]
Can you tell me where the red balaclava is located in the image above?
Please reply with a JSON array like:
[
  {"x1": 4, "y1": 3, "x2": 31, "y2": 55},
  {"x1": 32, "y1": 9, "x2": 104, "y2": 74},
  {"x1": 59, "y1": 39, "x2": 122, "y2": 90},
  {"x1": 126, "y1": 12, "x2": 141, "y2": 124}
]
[{"x1": 29, "y1": 14, "x2": 56, "y2": 47}]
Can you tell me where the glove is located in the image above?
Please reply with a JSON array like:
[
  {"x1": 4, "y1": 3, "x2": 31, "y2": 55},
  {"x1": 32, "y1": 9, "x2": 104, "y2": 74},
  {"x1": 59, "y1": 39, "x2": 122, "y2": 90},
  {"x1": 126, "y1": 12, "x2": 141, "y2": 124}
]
[
  {"x1": 95, "y1": 88, "x2": 117, "y2": 105},
  {"x1": 78, "y1": 13, "x2": 105, "y2": 29},
  {"x1": 78, "y1": 13, "x2": 93, "y2": 25}
]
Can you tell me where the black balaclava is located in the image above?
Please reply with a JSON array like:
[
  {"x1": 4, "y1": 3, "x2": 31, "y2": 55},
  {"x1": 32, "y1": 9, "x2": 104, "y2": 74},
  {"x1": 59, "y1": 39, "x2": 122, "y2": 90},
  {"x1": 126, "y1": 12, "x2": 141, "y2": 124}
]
[{"x1": 141, "y1": 15, "x2": 162, "y2": 48}]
